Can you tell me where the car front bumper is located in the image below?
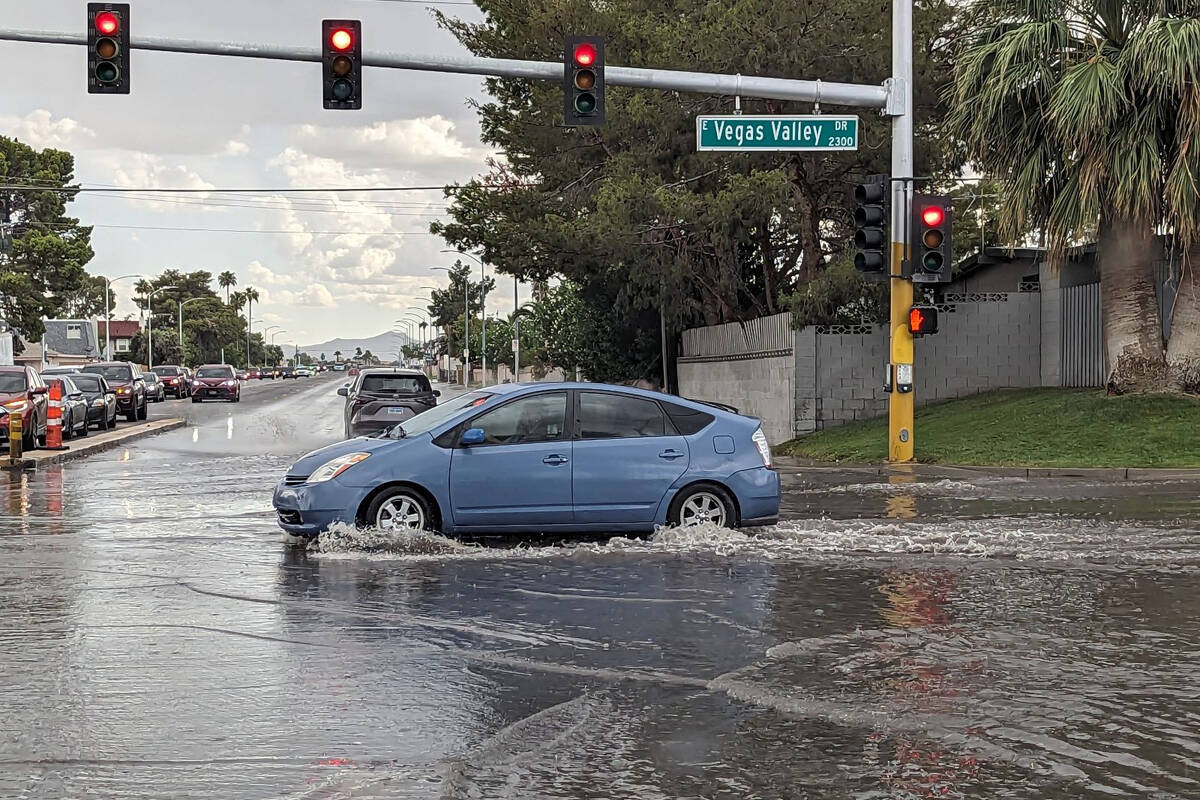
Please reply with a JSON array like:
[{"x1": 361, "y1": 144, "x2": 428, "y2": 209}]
[
  {"x1": 115, "y1": 394, "x2": 136, "y2": 410},
  {"x1": 272, "y1": 478, "x2": 365, "y2": 537},
  {"x1": 195, "y1": 385, "x2": 238, "y2": 399}
]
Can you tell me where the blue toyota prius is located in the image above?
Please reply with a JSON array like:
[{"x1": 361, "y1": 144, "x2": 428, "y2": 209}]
[{"x1": 273, "y1": 383, "x2": 780, "y2": 537}]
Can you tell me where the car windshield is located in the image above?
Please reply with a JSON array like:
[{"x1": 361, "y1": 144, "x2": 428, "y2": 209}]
[
  {"x1": 0, "y1": 374, "x2": 28, "y2": 393},
  {"x1": 144, "y1": 374, "x2": 159, "y2": 383},
  {"x1": 152, "y1": 367, "x2": 179, "y2": 376},
  {"x1": 83, "y1": 365, "x2": 132, "y2": 381},
  {"x1": 196, "y1": 367, "x2": 232, "y2": 378},
  {"x1": 71, "y1": 376, "x2": 101, "y2": 392},
  {"x1": 360, "y1": 375, "x2": 430, "y2": 394},
  {"x1": 376, "y1": 391, "x2": 493, "y2": 439}
]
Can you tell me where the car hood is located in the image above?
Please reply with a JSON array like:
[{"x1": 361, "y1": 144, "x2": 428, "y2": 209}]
[
  {"x1": 0, "y1": 391, "x2": 25, "y2": 405},
  {"x1": 287, "y1": 435, "x2": 412, "y2": 476}
]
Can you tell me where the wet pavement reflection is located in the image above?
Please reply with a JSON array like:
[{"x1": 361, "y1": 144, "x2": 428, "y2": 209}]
[{"x1": 2, "y1": 378, "x2": 1199, "y2": 798}]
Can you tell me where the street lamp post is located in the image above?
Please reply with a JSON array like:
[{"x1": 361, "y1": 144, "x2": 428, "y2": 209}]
[
  {"x1": 255, "y1": 324, "x2": 280, "y2": 367},
  {"x1": 102, "y1": 273, "x2": 144, "y2": 359},
  {"x1": 178, "y1": 297, "x2": 203, "y2": 365},
  {"x1": 431, "y1": 267, "x2": 467, "y2": 383},
  {"x1": 446, "y1": 250, "x2": 488, "y2": 383},
  {"x1": 145, "y1": 285, "x2": 179, "y2": 369}
]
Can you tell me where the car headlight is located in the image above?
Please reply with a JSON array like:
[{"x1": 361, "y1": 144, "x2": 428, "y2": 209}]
[
  {"x1": 3, "y1": 399, "x2": 29, "y2": 413},
  {"x1": 92, "y1": 398, "x2": 105, "y2": 407},
  {"x1": 307, "y1": 452, "x2": 370, "y2": 484},
  {"x1": 225, "y1": 380, "x2": 238, "y2": 387},
  {"x1": 117, "y1": 387, "x2": 130, "y2": 395}
]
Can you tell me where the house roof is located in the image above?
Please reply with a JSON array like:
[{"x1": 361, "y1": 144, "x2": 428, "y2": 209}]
[
  {"x1": 954, "y1": 246, "x2": 1045, "y2": 280},
  {"x1": 98, "y1": 320, "x2": 141, "y2": 338},
  {"x1": 43, "y1": 320, "x2": 101, "y2": 358}
]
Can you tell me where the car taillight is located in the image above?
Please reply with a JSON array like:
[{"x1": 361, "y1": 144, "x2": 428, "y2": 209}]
[{"x1": 751, "y1": 428, "x2": 772, "y2": 468}]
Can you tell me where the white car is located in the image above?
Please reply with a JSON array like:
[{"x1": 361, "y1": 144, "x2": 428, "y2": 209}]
[{"x1": 295, "y1": 366, "x2": 314, "y2": 377}]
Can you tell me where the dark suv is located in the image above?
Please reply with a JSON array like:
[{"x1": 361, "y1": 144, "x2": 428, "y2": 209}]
[
  {"x1": 338, "y1": 368, "x2": 439, "y2": 438},
  {"x1": 0, "y1": 366, "x2": 49, "y2": 450},
  {"x1": 151, "y1": 365, "x2": 191, "y2": 398},
  {"x1": 82, "y1": 361, "x2": 147, "y2": 421}
]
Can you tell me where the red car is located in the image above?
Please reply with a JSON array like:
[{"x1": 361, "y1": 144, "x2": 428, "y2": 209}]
[
  {"x1": 191, "y1": 364, "x2": 241, "y2": 403},
  {"x1": 247, "y1": 368, "x2": 262, "y2": 380},
  {"x1": 0, "y1": 366, "x2": 49, "y2": 450}
]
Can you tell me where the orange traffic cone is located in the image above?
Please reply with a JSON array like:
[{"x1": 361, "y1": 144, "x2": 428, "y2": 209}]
[{"x1": 45, "y1": 382, "x2": 68, "y2": 451}]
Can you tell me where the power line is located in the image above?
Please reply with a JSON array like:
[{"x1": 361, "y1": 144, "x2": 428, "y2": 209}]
[
  {"x1": 0, "y1": 184, "x2": 455, "y2": 194},
  {"x1": 32, "y1": 221, "x2": 441, "y2": 235}
]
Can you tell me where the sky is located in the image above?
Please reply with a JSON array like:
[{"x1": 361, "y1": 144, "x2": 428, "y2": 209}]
[{"x1": 0, "y1": 0, "x2": 527, "y2": 350}]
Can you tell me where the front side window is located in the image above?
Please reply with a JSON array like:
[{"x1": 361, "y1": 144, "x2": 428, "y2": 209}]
[
  {"x1": 470, "y1": 392, "x2": 566, "y2": 445},
  {"x1": 579, "y1": 392, "x2": 667, "y2": 439}
]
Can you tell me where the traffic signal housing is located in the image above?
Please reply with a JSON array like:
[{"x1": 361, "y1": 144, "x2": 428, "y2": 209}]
[
  {"x1": 323, "y1": 20, "x2": 362, "y2": 110},
  {"x1": 912, "y1": 194, "x2": 952, "y2": 283},
  {"x1": 564, "y1": 36, "x2": 605, "y2": 126},
  {"x1": 853, "y1": 175, "x2": 889, "y2": 274},
  {"x1": 908, "y1": 304, "x2": 939, "y2": 336},
  {"x1": 87, "y1": 3, "x2": 130, "y2": 94}
]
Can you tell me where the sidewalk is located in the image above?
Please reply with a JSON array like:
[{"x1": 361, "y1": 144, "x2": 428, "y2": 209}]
[
  {"x1": 3, "y1": 418, "x2": 186, "y2": 471},
  {"x1": 772, "y1": 456, "x2": 1200, "y2": 482}
]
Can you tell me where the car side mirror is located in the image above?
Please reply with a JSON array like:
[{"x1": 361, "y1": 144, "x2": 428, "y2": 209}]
[
  {"x1": 433, "y1": 390, "x2": 441, "y2": 397},
  {"x1": 69, "y1": 392, "x2": 84, "y2": 400},
  {"x1": 460, "y1": 427, "x2": 486, "y2": 446},
  {"x1": 337, "y1": 386, "x2": 348, "y2": 396},
  {"x1": 31, "y1": 386, "x2": 48, "y2": 396}
]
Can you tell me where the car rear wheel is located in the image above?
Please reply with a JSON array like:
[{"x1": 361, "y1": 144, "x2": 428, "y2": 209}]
[
  {"x1": 668, "y1": 484, "x2": 736, "y2": 529},
  {"x1": 63, "y1": 412, "x2": 74, "y2": 441},
  {"x1": 366, "y1": 487, "x2": 435, "y2": 533}
]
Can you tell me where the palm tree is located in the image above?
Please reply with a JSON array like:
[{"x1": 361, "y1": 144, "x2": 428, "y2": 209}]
[
  {"x1": 948, "y1": 0, "x2": 1200, "y2": 391},
  {"x1": 334, "y1": 350, "x2": 342, "y2": 362},
  {"x1": 229, "y1": 290, "x2": 246, "y2": 314},
  {"x1": 217, "y1": 271, "x2": 237, "y2": 304}
]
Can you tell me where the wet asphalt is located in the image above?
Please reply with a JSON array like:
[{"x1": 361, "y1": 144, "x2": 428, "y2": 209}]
[{"x1": 2, "y1": 374, "x2": 1200, "y2": 799}]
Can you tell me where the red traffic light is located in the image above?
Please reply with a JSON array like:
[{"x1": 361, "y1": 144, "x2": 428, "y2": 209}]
[
  {"x1": 95, "y1": 11, "x2": 119, "y2": 34},
  {"x1": 921, "y1": 206, "x2": 945, "y2": 227},
  {"x1": 908, "y1": 305, "x2": 938, "y2": 335},
  {"x1": 573, "y1": 42, "x2": 597, "y2": 66},
  {"x1": 330, "y1": 28, "x2": 354, "y2": 51}
]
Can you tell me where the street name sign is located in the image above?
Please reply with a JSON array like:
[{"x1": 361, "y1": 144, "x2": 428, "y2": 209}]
[{"x1": 696, "y1": 114, "x2": 858, "y2": 151}]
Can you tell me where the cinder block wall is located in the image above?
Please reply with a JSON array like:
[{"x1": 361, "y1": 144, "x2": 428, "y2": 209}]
[{"x1": 677, "y1": 355, "x2": 796, "y2": 445}]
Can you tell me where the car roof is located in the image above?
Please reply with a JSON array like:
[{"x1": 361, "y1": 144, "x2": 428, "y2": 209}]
[
  {"x1": 197, "y1": 363, "x2": 233, "y2": 369},
  {"x1": 358, "y1": 367, "x2": 425, "y2": 376},
  {"x1": 486, "y1": 381, "x2": 747, "y2": 417}
]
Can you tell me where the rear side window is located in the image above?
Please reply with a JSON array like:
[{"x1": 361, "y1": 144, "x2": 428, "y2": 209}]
[
  {"x1": 579, "y1": 392, "x2": 667, "y2": 439},
  {"x1": 660, "y1": 400, "x2": 716, "y2": 435},
  {"x1": 360, "y1": 375, "x2": 431, "y2": 394}
]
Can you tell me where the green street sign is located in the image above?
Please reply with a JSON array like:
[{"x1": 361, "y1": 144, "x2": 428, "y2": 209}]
[{"x1": 696, "y1": 114, "x2": 858, "y2": 151}]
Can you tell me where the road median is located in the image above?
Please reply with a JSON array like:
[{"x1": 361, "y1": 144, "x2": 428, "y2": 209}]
[{"x1": 3, "y1": 418, "x2": 187, "y2": 471}]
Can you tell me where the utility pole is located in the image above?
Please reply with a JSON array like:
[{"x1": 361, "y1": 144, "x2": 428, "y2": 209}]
[
  {"x1": 513, "y1": 277, "x2": 520, "y2": 380},
  {"x1": 888, "y1": 0, "x2": 914, "y2": 462}
]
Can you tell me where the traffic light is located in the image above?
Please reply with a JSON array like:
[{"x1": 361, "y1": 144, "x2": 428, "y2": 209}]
[
  {"x1": 912, "y1": 194, "x2": 952, "y2": 283},
  {"x1": 853, "y1": 175, "x2": 889, "y2": 273},
  {"x1": 564, "y1": 36, "x2": 605, "y2": 126},
  {"x1": 87, "y1": 3, "x2": 130, "y2": 94},
  {"x1": 908, "y1": 304, "x2": 938, "y2": 336},
  {"x1": 322, "y1": 20, "x2": 362, "y2": 110}
]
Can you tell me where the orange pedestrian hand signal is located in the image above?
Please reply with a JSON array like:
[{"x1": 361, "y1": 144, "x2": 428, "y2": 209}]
[{"x1": 908, "y1": 305, "x2": 938, "y2": 336}]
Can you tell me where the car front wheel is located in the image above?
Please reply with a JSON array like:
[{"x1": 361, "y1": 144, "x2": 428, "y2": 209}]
[
  {"x1": 137, "y1": 398, "x2": 148, "y2": 420},
  {"x1": 365, "y1": 487, "x2": 435, "y2": 533},
  {"x1": 668, "y1": 484, "x2": 736, "y2": 529}
]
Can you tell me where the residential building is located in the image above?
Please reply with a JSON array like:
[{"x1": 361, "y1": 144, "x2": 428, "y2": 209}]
[{"x1": 97, "y1": 319, "x2": 141, "y2": 357}]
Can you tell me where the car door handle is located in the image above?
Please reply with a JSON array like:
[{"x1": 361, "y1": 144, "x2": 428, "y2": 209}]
[
  {"x1": 542, "y1": 455, "x2": 569, "y2": 466},
  {"x1": 659, "y1": 449, "x2": 685, "y2": 460}
]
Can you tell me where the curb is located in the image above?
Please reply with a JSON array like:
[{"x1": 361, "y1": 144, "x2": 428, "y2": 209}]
[
  {"x1": 771, "y1": 457, "x2": 1200, "y2": 481},
  {"x1": 2, "y1": 418, "x2": 187, "y2": 471}
]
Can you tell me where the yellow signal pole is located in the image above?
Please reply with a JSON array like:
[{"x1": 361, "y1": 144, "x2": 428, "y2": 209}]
[{"x1": 888, "y1": 0, "x2": 915, "y2": 463}]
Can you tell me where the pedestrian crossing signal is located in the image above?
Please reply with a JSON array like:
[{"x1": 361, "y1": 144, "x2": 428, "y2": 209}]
[{"x1": 908, "y1": 304, "x2": 938, "y2": 336}]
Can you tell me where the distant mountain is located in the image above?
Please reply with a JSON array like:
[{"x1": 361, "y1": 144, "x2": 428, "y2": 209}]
[{"x1": 300, "y1": 331, "x2": 411, "y2": 362}]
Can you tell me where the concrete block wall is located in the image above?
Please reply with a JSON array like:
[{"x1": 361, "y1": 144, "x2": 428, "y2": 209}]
[
  {"x1": 812, "y1": 330, "x2": 889, "y2": 428},
  {"x1": 677, "y1": 354, "x2": 795, "y2": 445}
]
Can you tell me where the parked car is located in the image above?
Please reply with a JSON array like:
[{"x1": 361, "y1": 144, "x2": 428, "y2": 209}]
[
  {"x1": 143, "y1": 372, "x2": 167, "y2": 403},
  {"x1": 0, "y1": 366, "x2": 49, "y2": 450},
  {"x1": 339, "y1": 368, "x2": 440, "y2": 439},
  {"x1": 151, "y1": 365, "x2": 191, "y2": 398},
  {"x1": 280, "y1": 366, "x2": 297, "y2": 379},
  {"x1": 67, "y1": 373, "x2": 118, "y2": 430},
  {"x1": 274, "y1": 383, "x2": 780, "y2": 538},
  {"x1": 191, "y1": 364, "x2": 241, "y2": 402},
  {"x1": 43, "y1": 376, "x2": 90, "y2": 440},
  {"x1": 81, "y1": 362, "x2": 147, "y2": 421}
]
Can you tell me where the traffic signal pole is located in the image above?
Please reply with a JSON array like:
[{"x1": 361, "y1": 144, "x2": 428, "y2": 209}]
[
  {"x1": 1, "y1": 3, "x2": 915, "y2": 459},
  {"x1": 889, "y1": 0, "x2": 915, "y2": 462}
]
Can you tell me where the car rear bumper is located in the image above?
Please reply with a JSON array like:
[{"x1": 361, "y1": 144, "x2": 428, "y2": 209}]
[{"x1": 727, "y1": 466, "x2": 781, "y2": 525}]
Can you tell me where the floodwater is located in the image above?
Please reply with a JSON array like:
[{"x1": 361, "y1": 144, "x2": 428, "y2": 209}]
[{"x1": 2, "y1": 377, "x2": 1199, "y2": 799}]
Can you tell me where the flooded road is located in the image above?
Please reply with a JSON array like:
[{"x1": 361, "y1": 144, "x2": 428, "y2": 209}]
[{"x1": 2, "y1": 376, "x2": 1199, "y2": 799}]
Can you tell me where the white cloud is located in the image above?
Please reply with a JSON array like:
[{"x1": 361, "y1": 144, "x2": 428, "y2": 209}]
[
  {"x1": 0, "y1": 109, "x2": 96, "y2": 150},
  {"x1": 223, "y1": 140, "x2": 250, "y2": 156},
  {"x1": 297, "y1": 116, "x2": 483, "y2": 163},
  {"x1": 94, "y1": 152, "x2": 215, "y2": 211}
]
